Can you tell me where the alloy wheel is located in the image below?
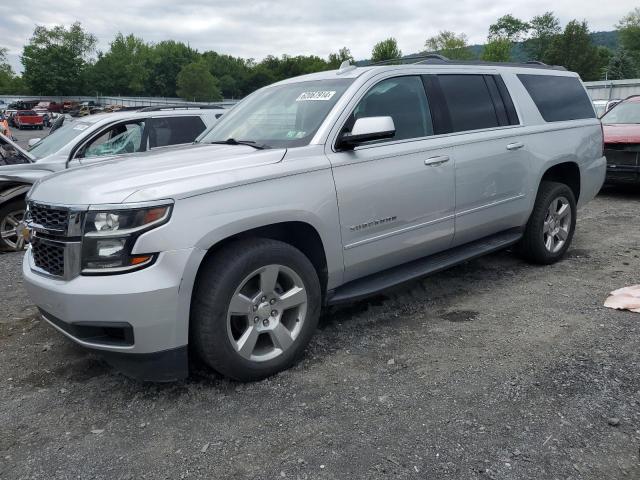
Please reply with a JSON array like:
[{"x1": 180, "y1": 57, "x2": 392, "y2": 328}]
[
  {"x1": 543, "y1": 196, "x2": 571, "y2": 254},
  {"x1": 226, "y1": 264, "x2": 308, "y2": 362},
  {"x1": 0, "y1": 209, "x2": 26, "y2": 250}
]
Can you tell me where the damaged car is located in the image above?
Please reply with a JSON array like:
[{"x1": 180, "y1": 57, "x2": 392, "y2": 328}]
[
  {"x1": 0, "y1": 106, "x2": 224, "y2": 250},
  {"x1": 601, "y1": 95, "x2": 640, "y2": 185}
]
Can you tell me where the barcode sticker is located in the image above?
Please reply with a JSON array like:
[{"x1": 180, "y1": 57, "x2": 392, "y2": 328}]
[{"x1": 296, "y1": 91, "x2": 336, "y2": 102}]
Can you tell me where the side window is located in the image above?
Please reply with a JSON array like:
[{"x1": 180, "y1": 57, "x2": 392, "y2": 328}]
[
  {"x1": 148, "y1": 116, "x2": 206, "y2": 148},
  {"x1": 83, "y1": 121, "x2": 145, "y2": 158},
  {"x1": 347, "y1": 76, "x2": 433, "y2": 142},
  {"x1": 437, "y1": 75, "x2": 500, "y2": 132},
  {"x1": 517, "y1": 74, "x2": 595, "y2": 122}
]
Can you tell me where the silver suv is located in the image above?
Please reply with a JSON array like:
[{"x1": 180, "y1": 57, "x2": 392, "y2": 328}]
[
  {"x1": 22, "y1": 60, "x2": 606, "y2": 382},
  {"x1": 0, "y1": 106, "x2": 224, "y2": 250}
]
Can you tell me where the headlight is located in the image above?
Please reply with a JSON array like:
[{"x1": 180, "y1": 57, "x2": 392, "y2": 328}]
[{"x1": 81, "y1": 202, "x2": 172, "y2": 274}]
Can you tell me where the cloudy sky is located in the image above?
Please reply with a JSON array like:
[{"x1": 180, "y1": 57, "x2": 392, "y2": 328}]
[{"x1": 1, "y1": 0, "x2": 637, "y2": 72}]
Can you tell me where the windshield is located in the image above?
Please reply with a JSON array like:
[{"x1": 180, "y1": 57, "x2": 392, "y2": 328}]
[
  {"x1": 28, "y1": 120, "x2": 90, "y2": 160},
  {"x1": 200, "y1": 78, "x2": 354, "y2": 148},
  {"x1": 601, "y1": 101, "x2": 640, "y2": 124}
]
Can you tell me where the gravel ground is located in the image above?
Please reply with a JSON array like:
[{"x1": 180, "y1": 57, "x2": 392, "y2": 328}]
[{"x1": 0, "y1": 132, "x2": 639, "y2": 479}]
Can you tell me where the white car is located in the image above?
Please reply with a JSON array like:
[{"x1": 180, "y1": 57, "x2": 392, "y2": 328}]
[{"x1": 0, "y1": 106, "x2": 225, "y2": 250}]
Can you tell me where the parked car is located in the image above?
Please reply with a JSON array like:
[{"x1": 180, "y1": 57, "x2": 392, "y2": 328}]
[
  {"x1": 601, "y1": 95, "x2": 640, "y2": 184},
  {"x1": 13, "y1": 110, "x2": 44, "y2": 130},
  {"x1": 33, "y1": 101, "x2": 51, "y2": 116},
  {"x1": 22, "y1": 60, "x2": 605, "y2": 382},
  {"x1": 0, "y1": 106, "x2": 224, "y2": 250}
]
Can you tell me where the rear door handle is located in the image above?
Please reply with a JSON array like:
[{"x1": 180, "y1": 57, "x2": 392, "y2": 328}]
[
  {"x1": 424, "y1": 155, "x2": 450, "y2": 166},
  {"x1": 506, "y1": 142, "x2": 524, "y2": 151}
]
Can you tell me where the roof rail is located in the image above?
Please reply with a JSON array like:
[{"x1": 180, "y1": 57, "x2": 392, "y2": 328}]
[
  {"x1": 370, "y1": 54, "x2": 450, "y2": 66},
  {"x1": 368, "y1": 54, "x2": 566, "y2": 71},
  {"x1": 138, "y1": 104, "x2": 226, "y2": 112}
]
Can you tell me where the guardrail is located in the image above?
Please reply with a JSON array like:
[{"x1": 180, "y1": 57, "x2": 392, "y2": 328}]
[{"x1": 0, "y1": 95, "x2": 239, "y2": 108}]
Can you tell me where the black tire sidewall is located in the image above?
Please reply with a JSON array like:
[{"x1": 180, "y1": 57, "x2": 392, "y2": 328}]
[
  {"x1": 522, "y1": 182, "x2": 576, "y2": 264},
  {"x1": 191, "y1": 239, "x2": 321, "y2": 381}
]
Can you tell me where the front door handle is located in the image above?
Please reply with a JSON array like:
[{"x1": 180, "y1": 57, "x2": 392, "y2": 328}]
[
  {"x1": 424, "y1": 155, "x2": 450, "y2": 166},
  {"x1": 506, "y1": 142, "x2": 524, "y2": 151}
]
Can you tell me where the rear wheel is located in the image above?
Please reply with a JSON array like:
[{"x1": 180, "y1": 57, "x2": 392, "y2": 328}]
[
  {"x1": 0, "y1": 200, "x2": 27, "y2": 251},
  {"x1": 517, "y1": 181, "x2": 576, "y2": 264},
  {"x1": 191, "y1": 238, "x2": 321, "y2": 381}
]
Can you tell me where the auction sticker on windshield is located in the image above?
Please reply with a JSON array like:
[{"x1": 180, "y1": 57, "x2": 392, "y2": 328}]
[{"x1": 296, "y1": 91, "x2": 336, "y2": 101}]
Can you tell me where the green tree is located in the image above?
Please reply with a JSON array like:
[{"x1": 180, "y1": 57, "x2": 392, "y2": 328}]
[
  {"x1": 22, "y1": 22, "x2": 96, "y2": 95},
  {"x1": 0, "y1": 48, "x2": 15, "y2": 93},
  {"x1": 176, "y1": 62, "x2": 221, "y2": 101},
  {"x1": 425, "y1": 31, "x2": 474, "y2": 60},
  {"x1": 147, "y1": 40, "x2": 199, "y2": 97},
  {"x1": 489, "y1": 14, "x2": 529, "y2": 42},
  {"x1": 88, "y1": 33, "x2": 151, "y2": 95},
  {"x1": 371, "y1": 38, "x2": 402, "y2": 63},
  {"x1": 617, "y1": 8, "x2": 640, "y2": 65},
  {"x1": 525, "y1": 12, "x2": 561, "y2": 61},
  {"x1": 328, "y1": 47, "x2": 354, "y2": 68},
  {"x1": 481, "y1": 38, "x2": 512, "y2": 62},
  {"x1": 544, "y1": 20, "x2": 604, "y2": 80},
  {"x1": 605, "y1": 49, "x2": 637, "y2": 79}
]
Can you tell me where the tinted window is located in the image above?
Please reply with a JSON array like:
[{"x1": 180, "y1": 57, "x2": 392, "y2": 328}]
[
  {"x1": 349, "y1": 76, "x2": 433, "y2": 141},
  {"x1": 518, "y1": 74, "x2": 595, "y2": 122},
  {"x1": 438, "y1": 75, "x2": 500, "y2": 132},
  {"x1": 149, "y1": 116, "x2": 206, "y2": 148}
]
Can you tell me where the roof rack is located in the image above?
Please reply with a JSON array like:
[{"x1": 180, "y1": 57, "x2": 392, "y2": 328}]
[
  {"x1": 138, "y1": 104, "x2": 226, "y2": 112},
  {"x1": 368, "y1": 54, "x2": 566, "y2": 71}
]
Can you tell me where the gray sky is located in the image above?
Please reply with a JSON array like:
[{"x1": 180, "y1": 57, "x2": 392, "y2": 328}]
[{"x1": 1, "y1": 0, "x2": 637, "y2": 73}]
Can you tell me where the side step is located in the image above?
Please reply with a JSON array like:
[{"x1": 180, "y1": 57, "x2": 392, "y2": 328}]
[{"x1": 327, "y1": 229, "x2": 523, "y2": 305}]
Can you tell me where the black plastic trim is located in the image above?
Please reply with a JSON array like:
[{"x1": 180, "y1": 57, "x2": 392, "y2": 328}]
[
  {"x1": 40, "y1": 309, "x2": 135, "y2": 346},
  {"x1": 99, "y1": 347, "x2": 189, "y2": 382},
  {"x1": 327, "y1": 228, "x2": 523, "y2": 305}
]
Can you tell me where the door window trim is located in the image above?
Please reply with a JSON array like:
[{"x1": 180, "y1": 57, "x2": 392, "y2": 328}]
[{"x1": 70, "y1": 119, "x2": 149, "y2": 162}]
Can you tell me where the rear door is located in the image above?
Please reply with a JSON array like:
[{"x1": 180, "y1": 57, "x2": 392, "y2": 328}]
[{"x1": 434, "y1": 73, "x2": 532, "y2": 246}]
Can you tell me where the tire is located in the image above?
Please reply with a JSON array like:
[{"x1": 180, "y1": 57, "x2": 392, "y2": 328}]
[
  {"x1": 38, "y1": 125, "x2": 43, "y2": 130},
  {"x1": 191, "y1": 238, "x2": 321, "y2": 381},
  {"x1": 517, "y1": 181, "x2": 576, "y2": 264},
  {"x1": 0, "y1": 200, "x2": 27, "y2": 251}
]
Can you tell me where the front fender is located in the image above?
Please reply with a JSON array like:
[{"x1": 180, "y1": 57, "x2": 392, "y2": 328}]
[{"x1": 0, "y1": 184, "x2": 31, "y2": 204}]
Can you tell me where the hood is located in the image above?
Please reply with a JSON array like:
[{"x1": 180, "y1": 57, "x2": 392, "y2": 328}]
[
  {"x1": 0, "y1": 163, "x2": 56, "y2": 184},
  {"x1": 602, "y1": 124, "x2": 640, "y2": 144},
  {"x1": 29, "y1": 143, "x2": 287, "y2": 205},
  {"x1": 0, "y1": 133, "x2": 35, "y2": 162}
]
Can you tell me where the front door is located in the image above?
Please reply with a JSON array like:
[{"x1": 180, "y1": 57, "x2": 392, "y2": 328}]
[{"x1": 326, "y1": 75, "x2": 455, "y2": 282}]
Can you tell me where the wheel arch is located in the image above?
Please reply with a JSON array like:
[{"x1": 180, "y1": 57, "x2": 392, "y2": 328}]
[
  {"x1": 539, "y1": 161, "x2": 581, "y2": 203},
  {"x1": 194, "y1": 220, "x2": 330, "y2": 299}
]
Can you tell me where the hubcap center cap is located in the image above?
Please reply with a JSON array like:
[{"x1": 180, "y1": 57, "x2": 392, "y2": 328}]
[{"x1": 256, "y1": 302, "x2": 272, "y2": 319}]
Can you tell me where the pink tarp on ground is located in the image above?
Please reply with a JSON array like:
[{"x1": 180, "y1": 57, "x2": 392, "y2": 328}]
[{"x1": 604, "y1": 285, "x2": 640, "y2": 313}]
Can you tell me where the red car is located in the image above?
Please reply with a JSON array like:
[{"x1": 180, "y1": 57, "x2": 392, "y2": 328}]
[
  {"x1": 13, "y1": 110, "x2": 44, "y2": 130},
  {"x1": 601, "y1": 95, "x2": 640, "y2": 184}
]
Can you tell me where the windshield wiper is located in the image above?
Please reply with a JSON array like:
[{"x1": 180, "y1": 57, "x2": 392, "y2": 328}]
[{"x1": 210, "y1": 138, "x2": 270, "y2": 150}]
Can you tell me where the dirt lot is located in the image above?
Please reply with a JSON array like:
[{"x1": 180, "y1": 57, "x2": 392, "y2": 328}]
[{"x1": 1, "y1": 128, "x2": 639, "y2": 479}]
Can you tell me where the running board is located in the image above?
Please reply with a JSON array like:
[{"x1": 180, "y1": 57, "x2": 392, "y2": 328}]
[{"x1": 327, "y1": 229, "x2": 523, "y2": 305}]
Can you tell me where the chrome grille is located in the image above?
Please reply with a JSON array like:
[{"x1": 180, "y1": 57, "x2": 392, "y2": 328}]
[
  {"x1": 29, "y1": 203, "x2": 69, "y2": 232},
  {"x1": 32, "y1": 239, "x2": 65, "y2": 277}
]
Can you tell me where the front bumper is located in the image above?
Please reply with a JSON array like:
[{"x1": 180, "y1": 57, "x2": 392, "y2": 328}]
[{"x1": 22, "y1": 247, "x2": 197, "y2": 381}]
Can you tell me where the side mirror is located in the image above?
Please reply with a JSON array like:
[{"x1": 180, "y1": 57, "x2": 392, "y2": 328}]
[
  {"x1": 28, "y1": 138, "x2": 41, "y2": 148},
  {"x1": 338, "y1": 116, "x2": 395, "y2": 150}
]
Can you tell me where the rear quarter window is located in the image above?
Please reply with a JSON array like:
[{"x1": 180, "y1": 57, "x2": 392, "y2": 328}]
[{"x1": 517, "y1": 74, "x2": 595, "y2": 122}]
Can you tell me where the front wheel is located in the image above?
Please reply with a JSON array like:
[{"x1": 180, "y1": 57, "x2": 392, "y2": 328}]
[
  {"x1": 517, "y1": 181, "x2": 576, "y2": 264},
  {"x1": 0, "y1": 200, "x2": 27, "y2": 251},
  {"x1": 191, "y1": 238, "x2": 321, "y2": 381}
]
